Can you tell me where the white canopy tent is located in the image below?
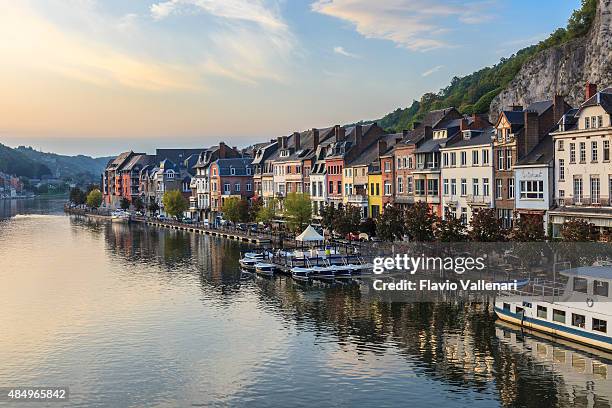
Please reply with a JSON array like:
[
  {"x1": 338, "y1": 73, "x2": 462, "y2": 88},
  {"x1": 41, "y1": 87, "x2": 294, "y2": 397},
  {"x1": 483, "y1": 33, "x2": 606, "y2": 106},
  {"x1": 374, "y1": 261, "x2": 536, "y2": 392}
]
[{"x1": 295, "y1": 225, "x2": 324, "y2": 243}]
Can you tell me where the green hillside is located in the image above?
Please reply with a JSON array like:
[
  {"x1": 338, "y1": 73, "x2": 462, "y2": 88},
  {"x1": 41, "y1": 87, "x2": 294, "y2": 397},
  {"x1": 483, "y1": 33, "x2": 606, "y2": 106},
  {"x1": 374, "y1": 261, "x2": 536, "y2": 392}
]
[
  {"x1": 362, "y1": 0, "x2": 596, "y2": 132},
  {"x1": 0, "y1": 143, "x2": 52, "y2": 178}
]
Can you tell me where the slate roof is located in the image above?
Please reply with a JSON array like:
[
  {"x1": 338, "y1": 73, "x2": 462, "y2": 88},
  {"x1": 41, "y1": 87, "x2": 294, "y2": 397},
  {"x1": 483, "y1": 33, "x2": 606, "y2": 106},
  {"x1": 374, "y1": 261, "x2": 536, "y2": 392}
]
[
  {"x1": 415, "y1": 137, "x2": 449, "y2": 154},
  {"x1": 214, "y1": 158, "x2": 253, "y2": 176},
  {"x1": 577, "y1": 87, "x2": 612, "y2": 114},
  {"x1": 515, "y1": 135, "x2": 554, "y2": 166},
  {"x1": 525, "y1": 100, "x2": 553, "y2": 115},
  {"x1": 251, "y1": 141, "x2": 278, "y2": 165},
  {"x1": 445, "y1": 127, "x2": 494, "y2": 149},
  {"x1": 122, "y1": 154, "x2": 155, "y2": 171},
  {"x1": 347, "y1": 133, "x2": 402, "y2": 167},
  {"x1": 107, "y1": 151, "x2": 135, "y2": 170},
  {"x1": 556, "y1": 108, "x2": 579, "y2": 131},
  {"x1": 156, "y1": 148, "x2": 207, "y2": 165}
]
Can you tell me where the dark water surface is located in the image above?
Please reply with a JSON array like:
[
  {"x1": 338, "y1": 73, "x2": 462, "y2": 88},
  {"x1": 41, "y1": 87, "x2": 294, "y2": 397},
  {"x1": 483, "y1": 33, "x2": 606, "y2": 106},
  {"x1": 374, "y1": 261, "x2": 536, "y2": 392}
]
[{"x1": 0, "y1": 199, "x2": 610, "y2": 407}]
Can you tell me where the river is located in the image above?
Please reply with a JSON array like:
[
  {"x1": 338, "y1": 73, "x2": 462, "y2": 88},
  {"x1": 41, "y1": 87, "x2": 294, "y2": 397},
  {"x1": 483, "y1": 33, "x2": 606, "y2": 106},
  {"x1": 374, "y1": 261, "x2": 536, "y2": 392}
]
[{"x1": 0, "y1": 199, "x2": 610, "y2": 407}]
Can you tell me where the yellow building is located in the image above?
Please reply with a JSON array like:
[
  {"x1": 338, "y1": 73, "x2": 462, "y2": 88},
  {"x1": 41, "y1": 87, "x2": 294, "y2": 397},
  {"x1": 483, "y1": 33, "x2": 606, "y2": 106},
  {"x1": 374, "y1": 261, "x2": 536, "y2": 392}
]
[{"x1": 368, "y1": 171, "x2": 382, "y2": 218}]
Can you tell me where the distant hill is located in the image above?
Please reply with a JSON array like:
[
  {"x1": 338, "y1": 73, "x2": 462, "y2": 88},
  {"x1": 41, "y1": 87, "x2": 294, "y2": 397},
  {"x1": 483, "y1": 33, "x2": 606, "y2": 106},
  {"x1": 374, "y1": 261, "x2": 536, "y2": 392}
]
[
  {"x1": 14, "y1": 146, "x2": 113, "y2": 181},
  {"x1": 354, "y1": 0, "x2": 597, "y2": 132},
  {"x1": 0, "y1": 143, "x2": 52, "y2": 178}
]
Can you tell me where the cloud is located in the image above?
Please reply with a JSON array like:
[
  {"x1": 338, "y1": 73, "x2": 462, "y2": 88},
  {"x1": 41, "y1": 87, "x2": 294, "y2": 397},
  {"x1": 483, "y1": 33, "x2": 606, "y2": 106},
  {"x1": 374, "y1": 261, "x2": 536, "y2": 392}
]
[
  {"x1": 311, "y1": 0, "x2": 494, "y2": 51},
  {"x1": 333, "y1": 46, "x2": 360, "y2": 58},
  {"x1": 421, "y1": 65, "x2": 444, "y2": 77}
]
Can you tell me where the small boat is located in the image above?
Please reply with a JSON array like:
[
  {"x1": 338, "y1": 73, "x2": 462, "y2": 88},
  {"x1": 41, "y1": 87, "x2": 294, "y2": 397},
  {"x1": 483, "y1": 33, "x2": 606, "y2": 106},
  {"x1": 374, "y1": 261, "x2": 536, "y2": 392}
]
[
  {"x1": 334, "y1": 265, "x2": 356, "y2": 279},
  {"x1": 255, "y1": 262, "x2": 276, "y2": 276},
  {"x1": 311, "y1": 265, "x2": 336, "y2": 280},
  {"x1": 291, "y1": 267, "x2": 312, "y2": 282},
  {"x1": 111, "y1": 211, "x2": 130, "y2": 223},
  {"x1": 239, "y1": 256, "x2": 260, "y2": 270}
]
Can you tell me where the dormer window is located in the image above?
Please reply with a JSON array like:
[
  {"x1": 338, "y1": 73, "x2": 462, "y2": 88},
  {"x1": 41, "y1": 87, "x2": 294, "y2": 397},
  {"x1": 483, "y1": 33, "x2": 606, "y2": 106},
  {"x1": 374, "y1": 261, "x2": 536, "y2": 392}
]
[
  {"x1": 246, "y1": 167, "x2": 252, "y2": 175},
  {"x1": 230, "y1": 167, "x2": 236, "y2": 175},
  {"x1": 280, "y1": 150, "x2": 289, "y2": 157},
  {"x1": 462, "y1": 130, "x2": 471, "y2": 140}
]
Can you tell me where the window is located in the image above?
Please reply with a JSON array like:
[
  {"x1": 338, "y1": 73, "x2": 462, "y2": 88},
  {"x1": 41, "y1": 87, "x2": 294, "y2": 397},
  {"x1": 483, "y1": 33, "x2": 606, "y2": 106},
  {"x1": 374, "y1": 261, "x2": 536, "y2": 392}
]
[
  {"x1": 337, "y1": 181, "x2": 342, "y2": 195},
  {"x1": 508, "y1": 178, "x2": 515, "y2": 199},
  {"x1": 384, "y1": 161, "x2": 391, "y2": 172},
  {"x1": 427, "y1": 179, "x2": 439, "y2": 196},
  {"x1": 376, "y1": 183, "x2": 380, "y2": 196},
  {"x1": 593, "y1": 318, "x2": 607, "y2": 333},
  {"x1": 460, "y1": 151, "x2": 467, "y2": 166},
  {"x1": 594, "y1": 280, "x2": 609, "y2": 297},
  {"x1": 472, "y1": 178, "x2": 479, "y2": 196},
  {"x1": 230, "y1": 167, "x2": 236, "y2": 175},
  {"x1": 397, "y1": 177, "x2": 404, "y2": 194},
  {"x1": 415, "y1": 179, "x2": 426, "y2": 195},
  {"x1": 573, "y1": 177, "x2": 583, "y2": 202},
  {"x1": 591, "y1": 176, "x2": 600, "y2": 203},
  {"x1": 235, "y1": 183, "x2": 240, "y2": 192},
  {"x1": 370, "y1": 183, "x2": 374, "y2": 196},
  {"x1": 604, "y1": 140, "x2": 610, "y2": 161},
  {"x1": 580, "y1": 142, "x2": 586, "y2": 163},
  {"x1": 585, "y1": 117, "x2": 590, "y2": 129},
  {"x1": 472, "y1": 150, "x2": 479, "y2": 165},
  {"x1": 443, "y1": 179, "x2": 449, "y2": 196},
  {"x1": 592, "y1": 141, "x2": 598, "y2": 162},
  {"x1": 522, "y1": 301, "x2": 532, "y2": 308},
  {"x1": 553, "y1": 309, "x2": 566, "y2": 323},
  {"x1": 443, "y1": 153, "x2": 449, "y2": 167},
  {"x1": 223, "y1": 183, "x2": 230, "y2": 193},
  {"x1": 384, "y1": 181, "x2": 392, "y2": 196},
  {"x1": 569, "y1": 143, "x2": 576, "y2": 163},
  {"x1": 407, "y1": 177, "x2": 413, "y2": 194},
  {"x1": 345, "y1": 183, "x2": 350, "y2": 195},
  {"x1": 503, "y1": 303, "x2": 510, "y2": 311},
  {"x1": 397, "y1": 158, "x2": 402, "y2": 169},
  {"x1": 482, "y1": 149, "x2": 489, "y2": 165},
  {"x1": 495, "y1": 179, "x2": 503, "y2": 199},
  {"x1": 460, "y1": 208, "x2": 467, "y2": 225},
  {"x1": 450, "y1": 179, "x2": 457, "y2": 196},
  {"x1": 497, "y1": 150, "x2": 504, "y2": 170},
  {"x1": 572, "y1": 313, "x2": 586, "y2": 328},
  {"x1": 574, "y1": 277, "x2": 588, "y2": 293},
  {"x1": 460, "y1": 179, "x2": 467, "y2": 196},
  {"x1": 515, "y1": 306, "x2": 524, "y2": 315},
  {"x1": 505, "y1": 149, "x2": 512, "y2": 170},
  {"x1": 483, "y1": 179, "x2": 490, "y2": 197},
  {"x1": 537, "y1": 305, "x2": 547, "y2": 319},
  {"x1": 598, "y1": 115, "x2": 604, "y2": 128},
  {"x1": 330, "y1": 181, "x2": 334, "y2": 194},
  {"x1": 559, "y1": 159, "x2": 565, "y2": 181},
  {"x1": 403, "y1": 157, "x2": 407, "y2": 168},
  {"x1": 520, "y1": 180, "x2": 544, "y2": 199},
  {"x1": 408, "y1": 157, "x2": 413, "y2": 169},
  {"x1": 558, "y1": 140, "x2": 564, "y2": 151},
  {"x1": 450, "y1": 152, "x2": 456, "y2": 167},
  {"x1": 246, "y1": 167, "x2": 252, "y2": 175}
]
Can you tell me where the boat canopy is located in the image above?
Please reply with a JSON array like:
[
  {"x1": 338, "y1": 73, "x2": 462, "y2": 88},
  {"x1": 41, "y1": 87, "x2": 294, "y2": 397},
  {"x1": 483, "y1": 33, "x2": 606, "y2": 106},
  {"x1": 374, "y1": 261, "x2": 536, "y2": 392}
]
[{"x1": 296, "y1": 225, "x2": 324, "y2": 242}]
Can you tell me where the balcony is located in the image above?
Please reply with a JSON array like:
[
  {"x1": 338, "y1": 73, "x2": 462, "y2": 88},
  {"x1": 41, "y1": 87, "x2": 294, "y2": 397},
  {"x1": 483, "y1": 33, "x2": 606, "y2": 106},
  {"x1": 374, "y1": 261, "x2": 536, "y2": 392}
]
[
  {"x1": 558, "y1": 196, "x2": 610, "y2": 207},
  {"x1": 445, "y1": 195, "x2": 459, "y2": 206},
  {"x1": 466, "y1": 195, "x2": 491, "y2": 206},
  {"x1": 347, "y1": 194, "x2": 368, "y2": 204}
]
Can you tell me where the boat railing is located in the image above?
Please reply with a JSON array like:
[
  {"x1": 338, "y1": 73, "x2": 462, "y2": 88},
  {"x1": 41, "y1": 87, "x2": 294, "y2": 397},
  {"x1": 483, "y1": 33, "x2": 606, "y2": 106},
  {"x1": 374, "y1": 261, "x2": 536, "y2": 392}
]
[{"x1": 501, "y1": 277, "x2": 566, "y2": 298}]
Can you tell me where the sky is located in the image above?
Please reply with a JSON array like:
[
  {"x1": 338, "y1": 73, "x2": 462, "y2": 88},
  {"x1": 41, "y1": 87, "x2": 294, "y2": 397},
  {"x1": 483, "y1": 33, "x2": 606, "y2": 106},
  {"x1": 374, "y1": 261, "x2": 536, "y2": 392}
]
[{"x1": 0, "y1": 0, "x2": 580, "y2": 157}]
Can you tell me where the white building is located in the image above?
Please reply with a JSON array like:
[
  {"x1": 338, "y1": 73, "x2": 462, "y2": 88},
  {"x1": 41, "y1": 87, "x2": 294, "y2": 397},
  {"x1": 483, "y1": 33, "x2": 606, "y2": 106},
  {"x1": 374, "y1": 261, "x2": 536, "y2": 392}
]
[
  {"x1": 549, "y1": 86, "x2": 612, "y2": 238},
  {"x1": 514, "y1": 136, "x2": 555, "y2": 232},
  {"x1": 441, "y1": 128, "x2": 494, "y2": 225}
]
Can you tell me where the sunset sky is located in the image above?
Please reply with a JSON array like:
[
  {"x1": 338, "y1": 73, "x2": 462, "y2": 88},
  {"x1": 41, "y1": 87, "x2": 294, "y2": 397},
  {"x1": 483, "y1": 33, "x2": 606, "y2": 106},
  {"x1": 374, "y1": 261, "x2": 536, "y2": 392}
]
[{"x1": 0, "y1": 0, "x2": 579, "y2": 156}]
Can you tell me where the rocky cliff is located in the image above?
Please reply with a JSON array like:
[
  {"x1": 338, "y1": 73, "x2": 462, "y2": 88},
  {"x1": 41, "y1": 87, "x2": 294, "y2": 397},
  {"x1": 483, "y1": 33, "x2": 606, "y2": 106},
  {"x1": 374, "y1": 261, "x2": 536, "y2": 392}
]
[{"x1": 489, "y1": 0, "x2": 612, "y2": 120}]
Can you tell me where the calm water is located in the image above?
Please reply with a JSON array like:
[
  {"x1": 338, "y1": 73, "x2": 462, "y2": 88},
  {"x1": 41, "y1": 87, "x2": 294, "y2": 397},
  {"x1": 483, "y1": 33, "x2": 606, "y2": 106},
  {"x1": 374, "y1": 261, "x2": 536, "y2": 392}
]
[{"x1": 0, "y1": 199, "x2": 611, "y2": 408}]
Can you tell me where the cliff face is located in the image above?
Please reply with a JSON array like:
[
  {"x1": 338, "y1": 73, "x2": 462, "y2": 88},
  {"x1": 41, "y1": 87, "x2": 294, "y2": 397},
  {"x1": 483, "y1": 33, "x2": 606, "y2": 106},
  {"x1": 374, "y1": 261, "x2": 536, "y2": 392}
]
[{"x1": 489, "y1": 0, "x2": 612, "y2": 120}]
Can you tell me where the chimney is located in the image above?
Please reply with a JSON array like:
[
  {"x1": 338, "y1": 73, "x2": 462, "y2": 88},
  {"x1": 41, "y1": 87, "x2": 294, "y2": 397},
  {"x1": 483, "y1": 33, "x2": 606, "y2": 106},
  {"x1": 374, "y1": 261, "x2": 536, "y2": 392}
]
[
  {"x1": 354, "y1": 125, "x2": 363, "y2": 146},
  {"x1": 460, "y1": 117, "x2": 469, "y2": 131},
  {"x1": 471, "y1": 113, "x2": 489, "y2": 130},
  {"x1": 402, "y1": 129, "x2": 409, "y2": 137},
  {"x1": 378, "y1": 139, "x2": 388, "y2": 155},
  {"x1": 511, "y1": 104, "x2": 523, "y2": 111},
  {"x1": 553, "y1": 94, "x2": 566, "y2": 126},
  {"x1": 423, "y1": 125, "x2": 433, "y2": 140},
  {"x1": 395, "y1": 137, "x2": 403, "y2": 144},
  {"x1": 411, "y1": 121, "x2": 422, "y2": 130},
  {"x1": 219, "y1": 142, "x2": 228, "y2": 158},
  {"x1": 523, "y1": 111, "x2": 539, "y2": 158},
  {"x1": 335, "y1": 125, "x2": 346, "y2": 141},
  {"x1": 586, "y1": 82, "x2": 597, "y2": 100},
  {"x1": 292, "y1": 132, "x2": 301, "y2": 150},
  {"x1": 277, "y1": 136, "x2": 283, "y2": 149},
  {"x1": 312, "y1": 128, "x2": 320, "y2": 150}
]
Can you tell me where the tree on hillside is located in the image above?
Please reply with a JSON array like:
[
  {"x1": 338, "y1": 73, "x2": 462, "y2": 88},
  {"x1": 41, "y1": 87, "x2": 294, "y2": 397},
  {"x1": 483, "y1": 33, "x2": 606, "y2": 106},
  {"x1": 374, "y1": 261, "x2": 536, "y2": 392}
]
[
  {"x1": 256, "y1": 198, "x2": 277, "y2": 227},
  {"x1": 510, "y1": 212, "x2": 545, "y2": 241},
  {"x1": 435, "y1": 210, "x2": 467, "y2": 242},
  {"x1": 86, "y1": 189, "x2": 103, "y2": 209},
  {"x1": 469, "y1": 208, "x2": 507, "y2": 242},
  {"x1": 376, "y1": 205, "x2": 406, "y2": 242},
  {"x1": 222, "y1": 197, "x2": 249, "y2": 224},
  {"x1": 120, "y1": 197, "x2": 130, "y2": 210},
  {"x1": 162, "y1": 190, "x2": 188, "y2": 220},
  {"x1": 283, "y1": 193, "x2": 312, "y2": 232},
  {"x1": 405, "y1": 202, "x2": 436, "y2": 241},
  {"x1": 561, "y1": 219, "x2": 598, "y2": 242}
]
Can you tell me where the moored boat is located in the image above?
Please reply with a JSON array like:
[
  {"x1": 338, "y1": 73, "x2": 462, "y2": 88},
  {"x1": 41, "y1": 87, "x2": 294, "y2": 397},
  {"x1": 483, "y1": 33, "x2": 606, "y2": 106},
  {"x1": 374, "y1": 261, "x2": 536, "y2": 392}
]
[
  {"x1": 291, "y1": 267, "x2": 312, "y2": 282},
  {"x1": 494, "y1": 266, "x2": 612, "y2": 352},
  {"x1": 255, "y1": 262, "x2": 276, "y2": 276}
]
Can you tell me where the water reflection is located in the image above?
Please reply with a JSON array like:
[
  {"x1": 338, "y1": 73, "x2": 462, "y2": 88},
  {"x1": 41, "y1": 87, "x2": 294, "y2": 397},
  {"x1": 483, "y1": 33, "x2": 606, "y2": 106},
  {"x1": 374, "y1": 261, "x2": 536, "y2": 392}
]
[{"x1": 0, "y1": 212, "x2": 610, "y2": 408}]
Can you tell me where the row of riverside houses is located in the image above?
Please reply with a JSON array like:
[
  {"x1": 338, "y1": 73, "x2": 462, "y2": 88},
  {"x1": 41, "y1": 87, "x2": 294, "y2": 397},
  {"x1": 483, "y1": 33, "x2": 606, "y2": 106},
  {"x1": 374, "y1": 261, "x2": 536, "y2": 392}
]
[{"x1": 101, "y1": 82, "x2": 612, "y2": 239}]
